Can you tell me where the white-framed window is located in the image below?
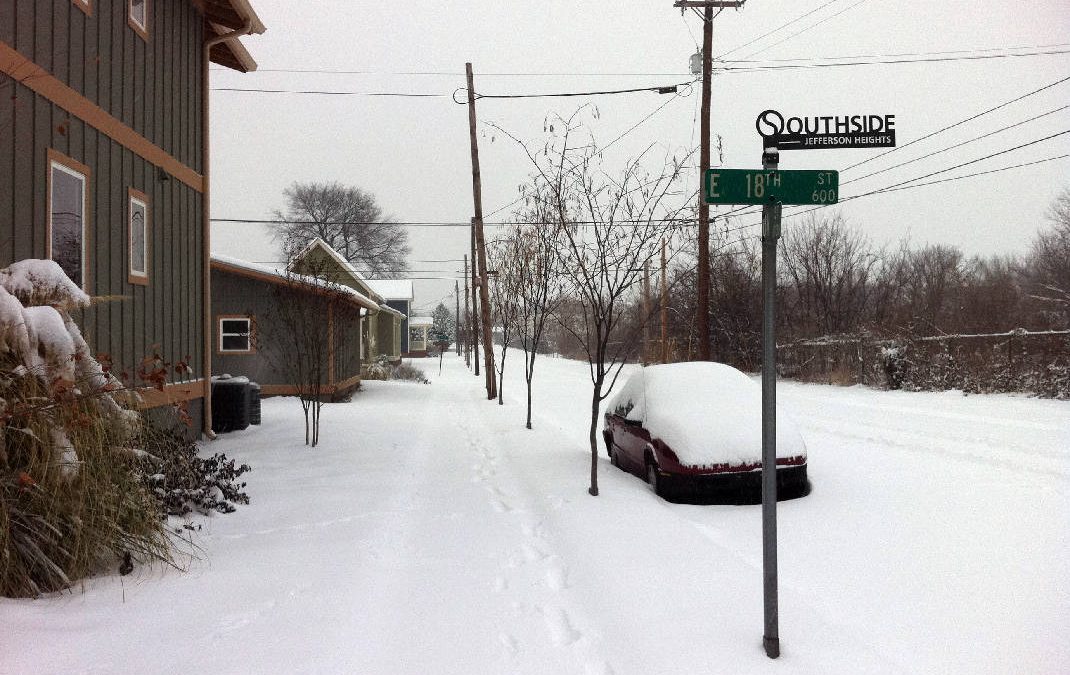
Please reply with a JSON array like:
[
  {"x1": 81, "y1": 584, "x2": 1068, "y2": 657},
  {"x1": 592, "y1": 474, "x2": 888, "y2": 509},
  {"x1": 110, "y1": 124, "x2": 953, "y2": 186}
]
[
  {"x1": 47, "y1": 150, "x2": 90, "y2": 289},
  {"x1": 128, "y1": 189, "x2": 148, "y2": 284},
  {"x1": 218, "y1": 316, "x2": 253, "y2": 354},
  {"x1": 129, "y1": 0, "x2": 149, "y2": 39}
]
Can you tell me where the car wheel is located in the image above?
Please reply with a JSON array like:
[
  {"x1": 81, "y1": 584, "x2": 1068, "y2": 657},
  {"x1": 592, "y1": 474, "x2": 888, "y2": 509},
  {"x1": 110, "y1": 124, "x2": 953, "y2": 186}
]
[{"x1": 647, "y1": 462, "x2": 662, "y2": 496}]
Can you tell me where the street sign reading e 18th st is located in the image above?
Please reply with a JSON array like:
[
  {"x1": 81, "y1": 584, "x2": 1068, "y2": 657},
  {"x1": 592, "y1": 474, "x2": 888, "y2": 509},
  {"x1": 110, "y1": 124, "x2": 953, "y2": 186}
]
[{"x1": 705, "y1": 168, "x2": 839, "y2": 206}]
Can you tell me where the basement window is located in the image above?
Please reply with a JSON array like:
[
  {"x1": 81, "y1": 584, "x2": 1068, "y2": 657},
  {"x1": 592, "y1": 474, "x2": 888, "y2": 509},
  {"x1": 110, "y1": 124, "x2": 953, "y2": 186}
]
[
  {"x1": 128, "y1": 189, "x2": 149, "y2": 284},
  {"x1": 129, "y1": 0, "x2": 149, "y2": 39},
  {"x1": 218, "y1": 317, "x2": 253, "y2": 354},
  {"x1": 48, "y1": 150, "x2": 90, "y2": 289}
]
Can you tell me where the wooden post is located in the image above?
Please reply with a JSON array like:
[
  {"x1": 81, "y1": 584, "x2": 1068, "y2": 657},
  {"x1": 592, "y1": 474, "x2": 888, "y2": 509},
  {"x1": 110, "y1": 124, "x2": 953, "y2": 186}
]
[
  {"x1": 466, "y1": 63, "x2": 497, "y2": 400},
  {"x1": 455, "y1": 280, "x2": 462, "y2": 356},
  {"x1": 642, "y1": 261, "x2": 651, "y2": 366},
  {"x1": 661, "y1": 239, "x2": 669, "y2": 363},
  {"x1": 697, "y1": 3, "x2": 713, "y2": 361},
  {"x1": 471, "y1": 224, "x2": 480, "y2": 376},
  {"x1": 463, "y1": 255, "x2": 471, "y2": 367}
]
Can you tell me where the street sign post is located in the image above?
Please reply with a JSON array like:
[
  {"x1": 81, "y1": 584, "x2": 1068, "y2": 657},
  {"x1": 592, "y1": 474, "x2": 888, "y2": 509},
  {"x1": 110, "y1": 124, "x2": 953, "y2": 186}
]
[{"x1": 705, "y1": 168, "x2": 839, "y2": 206}]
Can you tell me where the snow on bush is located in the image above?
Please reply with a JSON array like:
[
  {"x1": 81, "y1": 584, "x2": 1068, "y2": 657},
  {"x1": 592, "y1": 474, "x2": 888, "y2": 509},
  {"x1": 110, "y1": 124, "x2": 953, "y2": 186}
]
[{"x1": 0, "y1": 260, "x2": 161, "y2": 596}]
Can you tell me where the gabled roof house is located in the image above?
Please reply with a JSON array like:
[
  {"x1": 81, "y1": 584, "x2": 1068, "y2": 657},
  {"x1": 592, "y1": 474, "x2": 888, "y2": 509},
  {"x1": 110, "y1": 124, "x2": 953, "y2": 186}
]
[
  {"x1": 1, "y1": 0, "x2": 265, "y2": 436},
  {"x1": 210, "y1": 253, "x2": 378, "y2": 399},
  {"x1": 289, "y1": 239, "x2": 406, "y2": 368}
]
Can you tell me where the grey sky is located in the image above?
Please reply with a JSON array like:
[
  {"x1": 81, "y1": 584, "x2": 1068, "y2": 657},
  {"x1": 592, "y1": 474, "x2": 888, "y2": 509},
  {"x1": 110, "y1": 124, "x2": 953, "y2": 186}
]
[{"x1": 209, "y1": 0, "x2": 1070, "y2": 313}]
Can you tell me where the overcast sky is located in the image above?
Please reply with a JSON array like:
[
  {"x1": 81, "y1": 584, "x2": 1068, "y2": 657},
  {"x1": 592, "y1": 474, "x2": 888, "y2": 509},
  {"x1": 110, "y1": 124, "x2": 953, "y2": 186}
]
[{"x1": 209, "y1": 0, "x2": 1070, "y2": 314}]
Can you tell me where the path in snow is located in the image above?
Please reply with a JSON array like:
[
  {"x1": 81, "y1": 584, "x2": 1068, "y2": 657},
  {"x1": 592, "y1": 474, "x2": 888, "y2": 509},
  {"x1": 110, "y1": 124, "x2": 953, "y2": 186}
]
[{"x1": 0, "y1": 352, "x2": 1066, "y2": 674}]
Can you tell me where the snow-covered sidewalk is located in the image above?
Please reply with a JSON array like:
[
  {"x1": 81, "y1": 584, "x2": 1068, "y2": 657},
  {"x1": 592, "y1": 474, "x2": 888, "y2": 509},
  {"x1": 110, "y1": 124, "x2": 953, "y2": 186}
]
[{"x1": 1, "y1": 353, "x2": 1067, "y2": 674}]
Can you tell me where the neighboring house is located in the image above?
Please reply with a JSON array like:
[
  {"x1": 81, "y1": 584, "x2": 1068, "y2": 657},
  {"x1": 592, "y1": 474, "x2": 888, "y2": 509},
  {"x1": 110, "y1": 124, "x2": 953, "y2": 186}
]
[
  {"x1": 366, "y1": 278, "x2": 414, "y2": 355},
  {"x1": 210, "y1": 254, "x2": 379, "y2": 400},
  {"x1": 408, "y1": 316, "x2": 434, "y2": 357},
  {"x1": 289, "y1": 238, "x2": 405, "y2": 370},
  {"x1": 0, "y1": 0, "x2": 266, "y2": 436}
]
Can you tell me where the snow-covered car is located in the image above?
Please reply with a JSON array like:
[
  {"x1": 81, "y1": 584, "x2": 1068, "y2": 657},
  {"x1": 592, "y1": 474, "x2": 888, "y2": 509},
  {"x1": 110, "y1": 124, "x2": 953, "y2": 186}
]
[{"x1": 603, "y1": 362, "x2": 810, "y2": 503}]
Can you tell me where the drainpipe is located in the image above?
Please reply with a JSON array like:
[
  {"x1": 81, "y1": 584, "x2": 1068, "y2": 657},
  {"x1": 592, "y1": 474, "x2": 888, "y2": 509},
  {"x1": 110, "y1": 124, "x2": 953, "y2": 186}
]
[{"x1": 201, "y1": 19, "x2": 254, "y2": 439}]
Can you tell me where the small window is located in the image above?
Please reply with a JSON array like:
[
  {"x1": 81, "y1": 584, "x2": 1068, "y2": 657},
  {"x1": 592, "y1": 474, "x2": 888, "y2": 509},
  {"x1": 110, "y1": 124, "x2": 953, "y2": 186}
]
[
  {"x1": 72, "y1": 0, "x2": 92, "y2": 16},
  {"x1": 129, "y1": 0, "x2": 149, "y2": 39},
  {"x1": 218, "y1": 317, "x2": 253, "y2": 353},
  {"x1": 128, "y1": 189, "x2": 149, "y2": 285},
  {"x1": 48, "y1": 150, "x2": 90, "y2": 289}
]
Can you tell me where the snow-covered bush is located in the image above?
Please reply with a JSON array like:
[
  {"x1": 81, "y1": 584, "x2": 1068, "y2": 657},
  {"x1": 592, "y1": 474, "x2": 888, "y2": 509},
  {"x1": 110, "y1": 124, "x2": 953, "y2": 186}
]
[
  {"x1": 364, "y1": 355, "x2": 428, "y2": 384},
  {"x1": 0, "y1": 260, "x2": 166, "y2": 597},
  {"x1": 136, "y1": 426, "x2": 251, "y2": 517}
]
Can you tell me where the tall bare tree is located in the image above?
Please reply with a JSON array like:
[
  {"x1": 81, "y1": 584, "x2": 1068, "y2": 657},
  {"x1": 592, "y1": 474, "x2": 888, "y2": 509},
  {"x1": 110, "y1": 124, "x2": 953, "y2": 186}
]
[
  {"x1": 498, "y1": 107, "x2": 693, "y2": 496},
  {"x1": 272, "y1": 181, "x2": 411, "y2": 278}
]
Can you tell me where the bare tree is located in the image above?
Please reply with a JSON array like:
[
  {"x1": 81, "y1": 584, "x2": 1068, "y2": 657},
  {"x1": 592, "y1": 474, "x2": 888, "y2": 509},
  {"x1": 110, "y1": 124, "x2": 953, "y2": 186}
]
[
  {"x1": 272, "y1": 181, "x2": 411, "y2": 278},
  {"x1": 778, "y1": 214, "x2": 881, "y2": 338},
  {"x1": 270, "y1": 258, "x2": 356, "y2": 446},
  {"x1": 1025, "y1": 187, "x2": 1070, "y2": 325},
  {"x1": 512, "y1": 213, "x2": 566, "y2": 430},
  {"x1": 496, "y1": 107, "x2": 693, "y2": 496},
  {"x1": 488, "y1": 236, "x2": 523, "y2": 405}
]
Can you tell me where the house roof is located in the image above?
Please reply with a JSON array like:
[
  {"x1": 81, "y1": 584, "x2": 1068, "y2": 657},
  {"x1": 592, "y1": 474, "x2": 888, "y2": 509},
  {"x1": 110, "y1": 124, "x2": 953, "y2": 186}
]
[
  {"x1": 365, "y1": 279, "x2": 414, "y2": 302},
  {"x1": 203, "y1": 0, "x2": 267, "y2": 73},
  {"x1": 290, "y1": 238, "x2": 388, "y2": 305},
  {"x1": 409, "y1": 316, "x2": 434, "y2": 327},
  {"x1": 378, "y1": 303, "x2": 406, "y2": 320},
  {"x1": 210, "y1": 253, "x2": 380, "y2": 312}
]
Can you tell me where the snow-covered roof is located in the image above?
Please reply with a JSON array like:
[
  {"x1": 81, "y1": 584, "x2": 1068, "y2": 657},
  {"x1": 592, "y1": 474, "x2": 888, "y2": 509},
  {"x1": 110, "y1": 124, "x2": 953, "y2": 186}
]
[
  {"x1": 365, "y1": 279, "x2": 414, "y2": 302},
  {"x1": 409, "y1": 316, "x2": 433, "y2": 327},
  {"x1": 211, "y1": 253, "x2": 380, "y2": 312},
  {"x1": 290, "y1": 238, "x2": 387, "y2": 305}
]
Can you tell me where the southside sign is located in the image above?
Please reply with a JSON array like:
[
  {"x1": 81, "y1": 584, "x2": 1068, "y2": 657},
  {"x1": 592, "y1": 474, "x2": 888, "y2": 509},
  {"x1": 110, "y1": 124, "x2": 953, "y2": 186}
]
[{"x1": 756, "y1": 109, "x2": 896, "y2": 150}]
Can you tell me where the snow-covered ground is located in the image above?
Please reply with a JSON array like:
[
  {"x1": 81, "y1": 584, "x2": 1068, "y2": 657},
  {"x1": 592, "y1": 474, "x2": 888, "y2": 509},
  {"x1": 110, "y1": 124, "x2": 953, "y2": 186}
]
[{"x1": 2, "y1": 353, "x2": 1067, "y2": 674}]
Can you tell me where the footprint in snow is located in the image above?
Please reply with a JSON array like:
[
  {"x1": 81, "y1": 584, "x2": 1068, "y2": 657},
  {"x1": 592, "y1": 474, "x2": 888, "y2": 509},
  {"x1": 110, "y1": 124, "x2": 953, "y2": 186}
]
[{"x1": 537, "y1": 606, "x2": 581, "y2": 647}]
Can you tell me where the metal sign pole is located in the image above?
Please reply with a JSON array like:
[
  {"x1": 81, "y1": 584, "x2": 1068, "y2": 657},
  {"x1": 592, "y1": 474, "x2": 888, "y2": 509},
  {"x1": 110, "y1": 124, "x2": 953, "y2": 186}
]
[{"x1": 760, "y1": 144, "x2": 781, "y2": 659}]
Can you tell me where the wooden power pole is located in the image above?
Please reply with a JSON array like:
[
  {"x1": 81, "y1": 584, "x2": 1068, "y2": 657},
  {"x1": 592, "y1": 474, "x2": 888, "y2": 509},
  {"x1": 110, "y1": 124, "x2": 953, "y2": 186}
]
[
  {"x1": 465, "y1": 65, "x2": 497, "y2": 401},
  {"x1": 470, "y1": 229, "x2": 479, "y2": 377},
  {"x1": 642, "y1": 261, "x2": 651, "y2": 366},
  {"x1": 675, "y1": 0, "x2": 744, "y2": 361},
  {"x1": 463, "y1": 255, "x2": 471, "y2": 367},
  {"x1": 661, "y1": 239, "x2": 669, "y2": 363},
  {"x1": 455, "y1": 280, "x2": 461, "y2": 356}
]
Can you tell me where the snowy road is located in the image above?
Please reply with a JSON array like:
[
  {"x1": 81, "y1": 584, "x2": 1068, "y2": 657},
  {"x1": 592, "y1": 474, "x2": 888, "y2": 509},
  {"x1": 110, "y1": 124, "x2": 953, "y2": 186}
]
[{"x1": 1, "y1": 353, "x2": 1067, "y2": 674}]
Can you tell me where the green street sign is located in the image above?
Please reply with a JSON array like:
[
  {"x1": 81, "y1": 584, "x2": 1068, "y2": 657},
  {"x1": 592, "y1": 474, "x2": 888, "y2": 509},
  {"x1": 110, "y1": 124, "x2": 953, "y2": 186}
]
[{"x1": 705, "y1": 168, "x2": 839, "y2": 205}]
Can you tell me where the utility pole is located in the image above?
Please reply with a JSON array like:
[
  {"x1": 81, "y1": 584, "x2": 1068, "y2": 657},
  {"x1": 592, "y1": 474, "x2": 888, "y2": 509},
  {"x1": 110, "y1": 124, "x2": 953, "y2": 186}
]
[
  {"x1": 642, "y1": 261, "x2": 651, "y2": 366},
  {"x1": 470, "y1": 228, "x2": 479, "y2": 377},
  {"x1": 675, "y1": 0, "x2": 744, "y2": 361},
  {"x1": 455, "y1": 280, "x2": 461, "y2": 356},
  {"x1": 661, "y1": 239, "x2": 669, "y2": 363},
  {"x1": 466, "y1": 64, "x2": 498, "y2": 400},
  {"x1": 463, "y1": 255, "x2": 471, "y2": 368}
]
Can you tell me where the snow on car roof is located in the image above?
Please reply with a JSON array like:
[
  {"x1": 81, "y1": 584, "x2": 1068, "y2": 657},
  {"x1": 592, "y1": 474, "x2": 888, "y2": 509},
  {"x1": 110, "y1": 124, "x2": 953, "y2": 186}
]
[{"x1": 608, "y1": 362, "x2": 806, "y2": 468}]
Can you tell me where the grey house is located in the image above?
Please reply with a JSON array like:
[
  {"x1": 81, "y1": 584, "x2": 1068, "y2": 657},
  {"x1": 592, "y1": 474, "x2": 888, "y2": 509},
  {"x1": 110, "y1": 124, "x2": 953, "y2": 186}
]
[
  {"x1": 210, "y1": 254, "x2": 379, "y2": 400},
  {"x1": 0, "y1": 0, "x2": 266, "y2": 435},
  {"x1": 367, "y1": 279, "x2": 414, "y2": 354}
]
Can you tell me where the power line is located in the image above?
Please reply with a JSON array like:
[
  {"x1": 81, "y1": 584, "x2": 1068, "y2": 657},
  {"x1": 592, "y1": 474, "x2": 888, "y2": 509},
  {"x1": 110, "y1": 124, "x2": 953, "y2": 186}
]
[
  {"x1": 741, "y1": 0, "x2": 875, "y2": 60},
  {"x1": 714, "y1": 48, "x2": 1070, "y2": 72},
  {"x1": 719, "y1": 146, "x2": 1070, "y2": 236},
  {"x1": 844, "y1": 74, "x2": 1070, "y2": 171},
  {"x1": 209, "y1": 43, "x2": 1070, "y2": 76},
  {"x1": 715, "y1": 0, "x2": 842, "y2": 59},
  {"x1": 840, "y1": 105, "x2": 1069, "y2": 186},
  {"x1": 212, "y1": 87, "x2": 448, "y2": 97}
]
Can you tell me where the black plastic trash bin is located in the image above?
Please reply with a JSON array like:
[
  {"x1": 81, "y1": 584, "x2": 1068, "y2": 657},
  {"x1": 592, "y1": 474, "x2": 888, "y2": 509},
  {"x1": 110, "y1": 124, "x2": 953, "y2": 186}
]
[{"x1": 211, "y1": 375, "x2": 251, "y2": 433}]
